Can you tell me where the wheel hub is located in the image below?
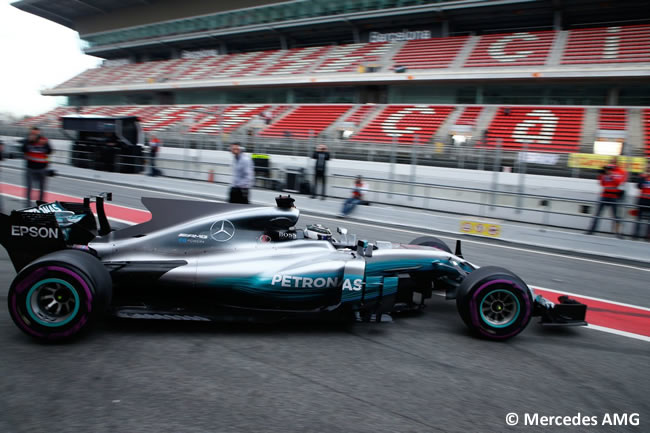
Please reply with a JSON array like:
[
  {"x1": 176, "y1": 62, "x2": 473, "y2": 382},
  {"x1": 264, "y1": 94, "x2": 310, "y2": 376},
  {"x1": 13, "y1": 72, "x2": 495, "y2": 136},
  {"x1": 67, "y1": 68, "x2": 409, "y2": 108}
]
[
  {"x1": 480, "y1": 289, "x2": 519, "y2": 327},
  {"x1": 29, "y1": 279, "x2": 78, "y2": 325}
]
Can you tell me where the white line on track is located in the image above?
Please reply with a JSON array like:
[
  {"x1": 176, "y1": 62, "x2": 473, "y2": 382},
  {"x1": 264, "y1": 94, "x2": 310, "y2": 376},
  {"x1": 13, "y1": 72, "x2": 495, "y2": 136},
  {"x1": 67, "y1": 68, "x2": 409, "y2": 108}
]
[
  {"x1": 585, "y1": 325, "x2": 650, "y2": 343},
  {"x1": 532, "y1": 286, "x2": 650, "y2": 312}
]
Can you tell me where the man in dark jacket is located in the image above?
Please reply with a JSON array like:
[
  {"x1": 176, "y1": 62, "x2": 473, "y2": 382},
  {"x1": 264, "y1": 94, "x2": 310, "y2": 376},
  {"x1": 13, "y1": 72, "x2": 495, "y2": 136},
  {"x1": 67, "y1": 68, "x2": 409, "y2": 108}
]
[
  {"x1": 229, "y1": 142, "x2": 254, "y2": 204},
  {"x1": 22, "y1": 127, "x2": 52, "y2": 206},
  {"x1": 311, "y1": 143, "x2": 330, "y2": 199}
]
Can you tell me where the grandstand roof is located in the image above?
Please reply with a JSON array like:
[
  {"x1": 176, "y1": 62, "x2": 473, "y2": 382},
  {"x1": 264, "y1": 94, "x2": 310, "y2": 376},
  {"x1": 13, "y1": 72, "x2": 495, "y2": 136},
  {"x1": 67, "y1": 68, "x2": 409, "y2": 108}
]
[{"x1": 11, "y1": 0, "x2": 148, "y2": 29}]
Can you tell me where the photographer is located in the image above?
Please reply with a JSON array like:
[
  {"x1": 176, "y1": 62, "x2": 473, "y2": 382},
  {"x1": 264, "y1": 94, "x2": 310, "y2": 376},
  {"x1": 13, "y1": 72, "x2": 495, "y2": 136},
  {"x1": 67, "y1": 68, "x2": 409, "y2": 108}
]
[
  {"x1": 22, "y1": 127, "x2": 52, "y2": 206},
  {"x1": 586, "y1": 158, "x2": 627, "y2": 237},
  {"x1": 338, "y1": 175, "x2": 368, "y2": 218}
]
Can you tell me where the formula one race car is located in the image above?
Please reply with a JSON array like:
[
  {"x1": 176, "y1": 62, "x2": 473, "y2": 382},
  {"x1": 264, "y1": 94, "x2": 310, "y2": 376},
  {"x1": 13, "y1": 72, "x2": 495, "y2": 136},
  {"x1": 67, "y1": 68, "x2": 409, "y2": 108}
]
[{"x1": 0, "y1": 194, "x2": 587, "y2": 342}]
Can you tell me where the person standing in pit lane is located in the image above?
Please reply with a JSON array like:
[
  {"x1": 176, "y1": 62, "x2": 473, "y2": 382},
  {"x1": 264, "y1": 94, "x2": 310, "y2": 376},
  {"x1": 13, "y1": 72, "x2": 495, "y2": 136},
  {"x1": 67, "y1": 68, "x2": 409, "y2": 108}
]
[
  {"x1": 229, "y1": 142, "x2": 254, "y2": 204},
  {"x1": 149, "y1": 135, "x2": 161, "y2": 176},
  {"x1": 634, "y1": 166, "x2": 650, "y2": 241},
  {"x1": 311, "y1": 143, "x2": 330, "y2": 199},
  {"x1": 586, "y1": 157, "x2": 627, "y2": 238},
  {"x1": 22, "y1": 127, "x2": 52, "y2": 207}
]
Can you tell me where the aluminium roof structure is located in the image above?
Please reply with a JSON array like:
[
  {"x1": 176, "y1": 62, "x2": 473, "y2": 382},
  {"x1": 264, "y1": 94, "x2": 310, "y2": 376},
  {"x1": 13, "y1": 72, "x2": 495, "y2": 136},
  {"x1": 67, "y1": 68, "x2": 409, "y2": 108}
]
[{"x1": 11, "y1": 0, "x2": 152, "y2": 29}]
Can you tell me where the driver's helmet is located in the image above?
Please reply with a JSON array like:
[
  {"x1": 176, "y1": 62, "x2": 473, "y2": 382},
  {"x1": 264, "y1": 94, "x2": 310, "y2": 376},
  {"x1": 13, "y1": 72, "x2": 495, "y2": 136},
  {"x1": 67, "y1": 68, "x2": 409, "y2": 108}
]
[{"x1": 304, "y1": 224, "x2": 332, "y2": 240}]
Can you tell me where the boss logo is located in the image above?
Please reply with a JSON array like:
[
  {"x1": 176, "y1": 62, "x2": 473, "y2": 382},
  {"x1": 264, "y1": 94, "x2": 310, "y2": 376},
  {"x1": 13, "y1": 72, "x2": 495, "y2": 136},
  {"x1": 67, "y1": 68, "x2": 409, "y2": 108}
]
[
  {"x1": 11, "y1": 226, "x2": 59, "y2": 239},
  {"x1": 278, "y1": 232, "x2": 297, "y2": 240}
]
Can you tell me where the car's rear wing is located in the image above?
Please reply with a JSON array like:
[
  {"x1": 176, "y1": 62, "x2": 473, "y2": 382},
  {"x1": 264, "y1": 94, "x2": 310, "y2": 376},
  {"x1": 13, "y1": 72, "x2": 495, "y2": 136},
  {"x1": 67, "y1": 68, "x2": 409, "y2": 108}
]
[{"x1": 0, "y1": 193, "x2": 112, "y2": 271}]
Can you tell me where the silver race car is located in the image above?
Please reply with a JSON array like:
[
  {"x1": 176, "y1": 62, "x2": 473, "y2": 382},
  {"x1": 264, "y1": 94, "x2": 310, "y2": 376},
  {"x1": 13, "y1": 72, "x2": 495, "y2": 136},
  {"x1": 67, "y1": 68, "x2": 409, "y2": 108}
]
[{"x1": 1, "y1": 194, "x2": 587, "y2": 341}]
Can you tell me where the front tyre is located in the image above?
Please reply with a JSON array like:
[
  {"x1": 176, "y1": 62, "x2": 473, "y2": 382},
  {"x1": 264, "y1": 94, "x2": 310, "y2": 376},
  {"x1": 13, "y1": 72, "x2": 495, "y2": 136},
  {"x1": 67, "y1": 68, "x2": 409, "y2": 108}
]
[
  {"x1": 455, "y1": 266, "x2": 533, "y2": 341},
  {"x1": 409, "y1": 236, "x2": 452, "y2": 253},
  {"x1": 7, "y1": 250, "x2": 111, "y2": 342}
]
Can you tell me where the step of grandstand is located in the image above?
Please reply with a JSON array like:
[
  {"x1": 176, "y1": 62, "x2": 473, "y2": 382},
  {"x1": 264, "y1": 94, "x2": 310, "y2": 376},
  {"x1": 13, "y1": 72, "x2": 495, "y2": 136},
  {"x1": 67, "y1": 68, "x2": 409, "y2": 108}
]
[
  {"x1": 259, "y1": 105, "x2": 353, "y2": 138},
  {"x1": 341, "y1": 105, "x2": 378, "y2": 126},
  {"x1": 455, "y1": 106, "x2": 484, "y2": 125},
  {"x1": 313, "y1": 42, "x2": 390, "y2": 73},
  {"x1": 561, "y1": 25, "x2": 650, "y2": 64},
  {"x1": 483, "y1": 106, "x2": 585, "y2": 153},
  {"x1": 350, "y1": 105, "x2": 454, "y2": 144},
  {"x1": 598, "y1": 108, "x2": 627, "y2": 130},
  {"x1": 260, "y1": 46, "x2": 334, "y2": 76},
  {"x1": 546, "y1": 29, "x2": 569, "y2": 66},
  {"x1": 175, "y1": 55, "x2": 236, "y2": 82},
  {"x1": 464, "y1": 31, "x2": 556, "y2": 67},
  {"x1": 188, "y1": 105, "x2": 273, "y2": 134},
  {"x1": 140, "y1": 106, "x2": 202, "y2": 132},
  {"x1": 644, "y1": 109, "x2": 650, "y2": 157},
  {"x1": 578, "y1": 107, "x2": 600, "y2": 152},
  {"x1": 391, "y1": 36, "x2": 469, "y2": 69}
]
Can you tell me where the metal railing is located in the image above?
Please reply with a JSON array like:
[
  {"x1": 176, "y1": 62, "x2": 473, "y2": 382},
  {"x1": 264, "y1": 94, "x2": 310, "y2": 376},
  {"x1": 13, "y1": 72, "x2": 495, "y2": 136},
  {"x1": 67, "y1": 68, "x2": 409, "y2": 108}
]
[
  {"x1": 3, "y1": 144, "x2": 648, "y2": 238},
  {"x1": 6, "y1": 124, "x2": 648, "y2": 179}
]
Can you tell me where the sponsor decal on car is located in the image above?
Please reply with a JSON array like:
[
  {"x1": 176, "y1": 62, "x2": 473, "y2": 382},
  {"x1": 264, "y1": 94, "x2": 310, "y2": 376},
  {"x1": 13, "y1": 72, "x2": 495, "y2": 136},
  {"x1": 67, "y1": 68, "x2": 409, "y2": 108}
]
[
  {"x1": 23, "y1": 203, "x2": 66, "y2": 214},
  {"x1": 210, "y1": 220, "x2": 235, "y2": 242},
  {"x1": 178, "y1": 233, "x2": 207, "y2": 244},
  {"x1": 277, "y1": 231, "x2": 297, "y2": 240},
  {"x1": 11, "y1": 225, "x2": 59, "y2": 239},
  {"x1": 271, "y1": 275, "x2": 363, "y2": 291}
]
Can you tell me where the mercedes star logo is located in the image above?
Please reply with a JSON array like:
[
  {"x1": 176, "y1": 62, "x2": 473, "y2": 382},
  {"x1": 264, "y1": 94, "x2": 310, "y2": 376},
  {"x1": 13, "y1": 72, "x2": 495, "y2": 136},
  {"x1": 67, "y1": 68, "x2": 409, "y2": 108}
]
[{"x1": 209, "y1": 219, "x2": 236, "y2": 242}]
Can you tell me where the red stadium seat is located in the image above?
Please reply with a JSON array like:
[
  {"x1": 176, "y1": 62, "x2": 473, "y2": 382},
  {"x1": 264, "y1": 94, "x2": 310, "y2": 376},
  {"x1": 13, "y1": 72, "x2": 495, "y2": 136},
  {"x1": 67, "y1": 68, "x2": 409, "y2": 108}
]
[
  {"x1": 481, "y1": 106, "x2": 585, "y2": 153},
  {"x1": 465, "y1": 31, "x2": 556, "y2": 67},
  {"x1": 598, "y1": 108, "x2": 627, "y2": 130},
  {"x1": 391, "y1": 36, "x2": 468, "y2": 69},
  {"x1": 642, "y1": 108, "x2": 650, "y2": 158},
  {"x1": 259, "y1": 105, "x2": 353, "y2": 138},
  {"x1": 562, "y1": 25, "x2": 650, "y2": 65},
  {"x1": 350, "y1": 105, "x2": 454, "y2": 144}
]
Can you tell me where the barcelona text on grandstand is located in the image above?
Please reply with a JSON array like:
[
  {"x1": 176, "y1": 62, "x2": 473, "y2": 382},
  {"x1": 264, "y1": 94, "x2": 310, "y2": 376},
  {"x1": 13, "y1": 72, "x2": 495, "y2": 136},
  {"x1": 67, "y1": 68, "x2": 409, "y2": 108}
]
[{"x1": 369, "y1": 30, "x2": 431, "y2": 43}]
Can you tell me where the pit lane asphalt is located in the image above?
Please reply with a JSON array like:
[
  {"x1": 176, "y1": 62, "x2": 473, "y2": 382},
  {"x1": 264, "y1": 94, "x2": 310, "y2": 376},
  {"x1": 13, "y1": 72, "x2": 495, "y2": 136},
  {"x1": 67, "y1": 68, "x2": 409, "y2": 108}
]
[{"x1": 0, "y1": 175, "x2": 648, "y2": 433}]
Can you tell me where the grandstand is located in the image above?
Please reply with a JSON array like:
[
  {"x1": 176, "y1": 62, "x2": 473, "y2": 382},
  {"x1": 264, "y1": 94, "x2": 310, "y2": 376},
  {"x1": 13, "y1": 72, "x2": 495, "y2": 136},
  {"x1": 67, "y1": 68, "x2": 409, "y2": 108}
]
[{"x1": 9, "y1": 0, "x2": 650, "y2": 160}]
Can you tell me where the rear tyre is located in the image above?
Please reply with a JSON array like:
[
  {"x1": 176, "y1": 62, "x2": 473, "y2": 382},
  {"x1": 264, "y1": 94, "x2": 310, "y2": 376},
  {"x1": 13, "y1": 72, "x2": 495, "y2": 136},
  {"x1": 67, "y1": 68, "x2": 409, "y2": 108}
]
[
  {"x1": 7, "y1": 250, "x2": 111, "y2": 342},
  {"x1": 409, "y1": 236, "x2": 452, "y2": 254},
  {"x1": 455, "y1": 266, "x2": 533, "y2": 341}
]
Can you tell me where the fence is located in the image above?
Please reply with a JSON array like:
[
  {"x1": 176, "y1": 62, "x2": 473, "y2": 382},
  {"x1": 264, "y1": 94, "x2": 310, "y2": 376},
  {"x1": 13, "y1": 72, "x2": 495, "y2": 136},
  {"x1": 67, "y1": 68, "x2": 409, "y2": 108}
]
[
  {"x1": 4, "y1": 123, "x2": 647, "y2": 180},
  {"x1": 2, "y1": 143, "x2": 648, "y2": 238}
]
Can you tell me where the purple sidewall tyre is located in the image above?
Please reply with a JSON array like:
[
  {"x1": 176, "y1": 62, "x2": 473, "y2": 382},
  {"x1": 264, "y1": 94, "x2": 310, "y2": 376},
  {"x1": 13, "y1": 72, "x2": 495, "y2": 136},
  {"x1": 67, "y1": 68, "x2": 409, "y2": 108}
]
[
  {"x1": 7, "y1": 250, "x2": 111, "y2": 342},
  {"x1": 456, "y1": 266, "x2": 534, "y2": 341}
]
